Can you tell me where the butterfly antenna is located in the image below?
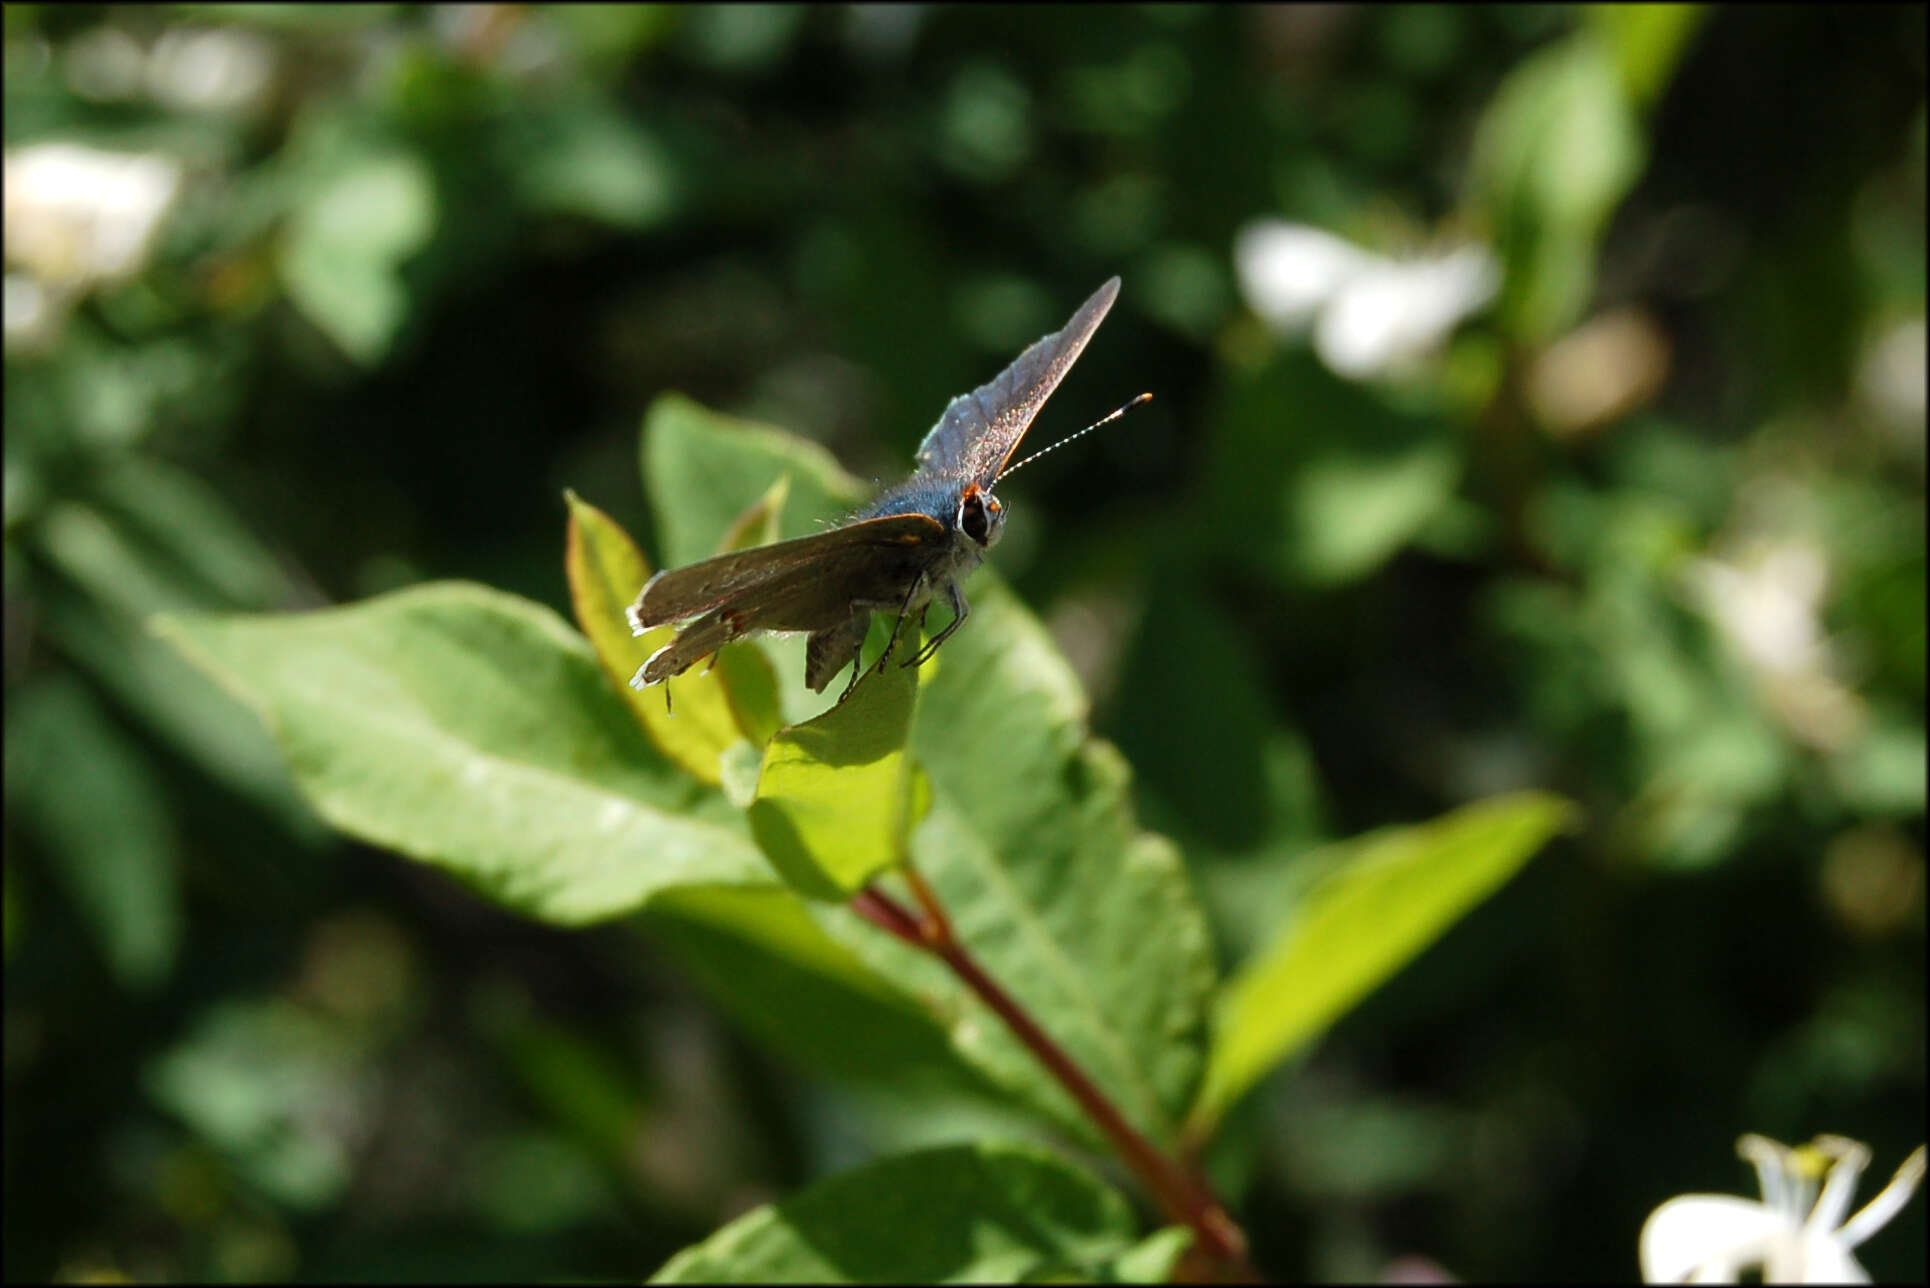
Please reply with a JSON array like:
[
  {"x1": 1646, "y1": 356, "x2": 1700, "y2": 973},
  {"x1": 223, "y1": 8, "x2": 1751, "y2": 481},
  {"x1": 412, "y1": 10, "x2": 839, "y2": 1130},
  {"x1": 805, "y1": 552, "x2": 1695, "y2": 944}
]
[{"x1": 999, "y1": 393, "x2": 1153, "y2": 479}]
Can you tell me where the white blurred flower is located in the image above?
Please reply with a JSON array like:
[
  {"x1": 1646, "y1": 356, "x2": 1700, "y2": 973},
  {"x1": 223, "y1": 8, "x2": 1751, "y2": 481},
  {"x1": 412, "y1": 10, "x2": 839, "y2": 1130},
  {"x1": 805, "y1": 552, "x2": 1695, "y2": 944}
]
[
  {"x1": 1683, "y1": 539, "x2": 1863, "y2": 750},
  {"x1": 4, "y1": 143, "x2": 183, "y2": 289},
  {"x1": 1234, "y1": 218, "x2": 1499, "y2": 379},
  {"x1": 64, "y1": 25, "x2": 148, "y2": 102},
  {"x1": 1858, "y1": 317, "x2": 1926, "y2": 458},
  {"x1": 147, "y1": 27, "x2": 277, "y2": 115},
  {"x1": 1235, "y1": 222, "x2": 1374, "y2": 332},
  {"x1": 4, "y1": 272, "x2": 57, "y2": 351},
  {"x1": 1641, "y1": 1135, "x2": 1926, "y2": 1283},
  {"x1": 1685, "y1": 542, "x2": 1828, "y2": 677}
]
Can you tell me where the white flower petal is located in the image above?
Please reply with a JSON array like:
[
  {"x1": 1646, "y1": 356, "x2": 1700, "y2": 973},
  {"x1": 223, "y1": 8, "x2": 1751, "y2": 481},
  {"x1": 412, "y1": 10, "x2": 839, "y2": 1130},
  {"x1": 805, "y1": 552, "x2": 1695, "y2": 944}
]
[
  {"x1": 3, "y1": 143, "x2": 182, "y2": 287},
  {"x1": 1807, "y1": 1137, "x2": 1873, "y2": 1236},
  {"x1": 1787, "y1": 1227, "x2": 1870, "y2": 1282},
  {"x1": 1234, "y1": 219, "x2": 1374, "y2": 334},
  {"x1": 1314, "y1": 244, "x2": 1499, "y2": 378},
  {"x1": 148, "y1": 28, "x2": 277, "y2": 115},
  {"x1": 1837, "y1": 1145, "x2": 1928, "y2": 1249},
  {"x1": 1641, "y1": 1195, "x2": 1792, "y2": 1283}
]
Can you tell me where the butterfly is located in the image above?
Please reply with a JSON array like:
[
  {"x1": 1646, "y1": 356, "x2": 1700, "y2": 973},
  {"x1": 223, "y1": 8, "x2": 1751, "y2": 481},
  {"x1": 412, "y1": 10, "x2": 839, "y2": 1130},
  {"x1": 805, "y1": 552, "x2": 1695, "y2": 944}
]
[{"x1": 626, "y1": 276, "x2": 1134, "y2": 702}]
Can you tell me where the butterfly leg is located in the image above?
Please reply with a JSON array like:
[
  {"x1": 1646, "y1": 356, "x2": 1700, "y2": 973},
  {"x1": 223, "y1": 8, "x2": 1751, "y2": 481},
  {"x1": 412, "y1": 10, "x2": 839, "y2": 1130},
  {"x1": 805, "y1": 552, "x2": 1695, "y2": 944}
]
[
  {"x1": 904, "y1": 580, "x2": 968, "y2": 668},
  {"x1": 875, "y1": 574, "x2": 928, "y2": 671},
  {"x1": 837, "y1": 649, "x2": 867, "y2": 704}
]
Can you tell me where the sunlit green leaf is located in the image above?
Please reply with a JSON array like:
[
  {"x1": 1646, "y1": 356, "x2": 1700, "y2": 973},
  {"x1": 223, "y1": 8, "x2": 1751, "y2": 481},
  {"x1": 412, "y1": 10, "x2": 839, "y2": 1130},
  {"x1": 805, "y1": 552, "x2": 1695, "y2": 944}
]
[
  {"x1": 156, "y1": 583, "x2": 775, "y2": 925},
  {"x1": 564, "y1": 489, "x2": 773, "y2": 785},
  {"x1": 643, "y1": 393, "x2": 864, "y2": 569},
  {"x1": 1586, "y1": 4, "x2": 1706, "y2": 110},
  {"x1": 642, "y1": 884, "x2": 974, "y2": 1092},
  {"x1": 747, "y1": 653, "x2": 926, "y2": 900},
  {"x1": 717, "y1": 473, "x2": 790, "y2": 553},
  {"x1": 1189, "y1": 791, "x2": 1577, "y2": 1136},
  {"x1": 1108, "y1": 1225, "x2": 1197, "y2": 1284},
  {"x1": 651, "y1": 1141, "x2": 1137, "y2": 1283}
]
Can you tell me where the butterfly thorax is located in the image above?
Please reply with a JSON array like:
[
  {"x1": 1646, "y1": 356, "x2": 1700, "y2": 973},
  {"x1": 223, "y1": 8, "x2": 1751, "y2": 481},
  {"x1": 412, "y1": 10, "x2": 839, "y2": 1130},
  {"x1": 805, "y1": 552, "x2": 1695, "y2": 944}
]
[{"x1": 853, "y1": 473, "x2": 1003, "y2": 602}]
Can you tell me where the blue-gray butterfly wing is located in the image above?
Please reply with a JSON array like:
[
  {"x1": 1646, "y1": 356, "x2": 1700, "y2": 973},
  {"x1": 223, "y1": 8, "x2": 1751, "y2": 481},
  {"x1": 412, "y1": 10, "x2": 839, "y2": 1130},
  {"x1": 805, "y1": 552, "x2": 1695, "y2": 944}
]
[{"x1": 913, "y1": 276, "x2": 1120, "y2": 491}]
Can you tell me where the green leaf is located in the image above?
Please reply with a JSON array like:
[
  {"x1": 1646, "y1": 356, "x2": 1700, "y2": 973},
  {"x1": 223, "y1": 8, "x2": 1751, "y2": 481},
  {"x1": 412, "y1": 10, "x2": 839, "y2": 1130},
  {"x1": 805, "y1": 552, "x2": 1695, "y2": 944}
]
[
  {"x1": 643, "y1": 393, "x2": 866, "y2": 570},
  {"x1": 155, "y1": 582, "x2": 775, "y2": 925},
  {"x1": 1829, "y1": 713, "x2": 1928, "y2": 817},
  {"x1": 1470, "y1": 34, "x2": 1646, "y2": 342},
  {"x1": 564, "y1": 490, "x2": 775, "y2": 786},
  {"x1": 512, "y1": 100, "x2": 679, "y2": 230},
  {"x1": 1108, "y1": 1225, "x2": 1197, "y2": 1284},
  {"x1": 1586, "y1": 4, "x2": 1706, "y2": 111},
  {"x1": 278, "y1": 150, "x2": 436, "y2": 364},
  {"x1": 717, "y1": 473, "x2": 791, "y2": 553},
  {"x1": 1198, "y1": 351, "x2": 1461, "y2": 589},
  {"x1": 1110, "y1": 582, "x2": 1327, "y2": 858},
  {"x1": 651, "y1": 1140, "x2": 1138, "y2": 1284},
  {"x1": 1288, "y1": 438, "x2": 1461, "y2": 585},
  {"x1": 5, "y1": 674, "x2": 181, "y2": 989},
  {"x1": 640, "y1": 405, "x2": 1219, "y2": 1146},
  {"x1": 642, "y1": 884, "x2": 975, "y2": 1092},
  {"x1": 144, "y1": 999, "x2": 360, "y2": 1210},
  {"x1": 38, "y1": 500, "x2": 232, "y2": 619},
  {"x1": 747, "y1": 653, "x2": 926, "y2": 900},
  {"x1": 1189, "y1": 791, "x2": 1577, "y2": 1136},
  {"x1": 84, "y1": 455, "x2": 297, "y2": 610},
  {"x1": 35, "y1": 536, "x2": 320, "y2": 839}
]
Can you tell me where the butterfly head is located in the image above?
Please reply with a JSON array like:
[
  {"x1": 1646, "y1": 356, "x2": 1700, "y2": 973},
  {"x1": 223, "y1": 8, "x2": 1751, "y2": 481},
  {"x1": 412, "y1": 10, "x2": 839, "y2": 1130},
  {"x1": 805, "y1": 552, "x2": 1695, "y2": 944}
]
[{"x1": 958, "y1": 482, "x2": 1004, "y2": 549}]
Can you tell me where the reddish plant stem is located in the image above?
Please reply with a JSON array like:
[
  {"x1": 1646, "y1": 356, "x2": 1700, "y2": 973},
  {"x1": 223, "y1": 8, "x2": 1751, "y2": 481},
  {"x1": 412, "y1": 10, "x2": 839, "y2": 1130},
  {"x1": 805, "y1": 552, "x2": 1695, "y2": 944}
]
[
  {"x1": 855, "y1": 873, "x2": 1256, "y2": 1282},
  {"x1": 850, "y1": 887, "x2": 922, "y2": 944}
]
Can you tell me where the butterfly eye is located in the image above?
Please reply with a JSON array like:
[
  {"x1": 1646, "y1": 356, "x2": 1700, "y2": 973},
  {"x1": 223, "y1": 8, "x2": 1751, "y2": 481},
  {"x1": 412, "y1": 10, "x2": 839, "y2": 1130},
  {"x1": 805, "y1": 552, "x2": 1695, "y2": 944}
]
[{"x1": 960, "y1": 489, "x2": 994, "y2": 545}]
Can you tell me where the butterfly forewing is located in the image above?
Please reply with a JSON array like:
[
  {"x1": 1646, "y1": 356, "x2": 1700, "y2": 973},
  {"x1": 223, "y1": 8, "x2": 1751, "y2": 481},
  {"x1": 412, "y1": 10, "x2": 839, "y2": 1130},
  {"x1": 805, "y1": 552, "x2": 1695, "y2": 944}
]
[
  {"x1": 635, "y1": 515, "x2": 951, "y2": 686},
  {"x1": 913, "y1": 276, "x2": 1121, "y2": 490},
  {"x1": 631, "y1": 512, "x2": 946, "y2": 630}
]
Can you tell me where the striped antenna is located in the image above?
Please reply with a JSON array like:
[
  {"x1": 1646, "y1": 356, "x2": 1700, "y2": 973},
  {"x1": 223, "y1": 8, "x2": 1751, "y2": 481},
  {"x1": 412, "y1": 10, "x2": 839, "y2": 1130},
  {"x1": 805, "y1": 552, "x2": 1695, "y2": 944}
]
[{"x1": 998, "y1": 392, "x2": 1153, "y2": 480}]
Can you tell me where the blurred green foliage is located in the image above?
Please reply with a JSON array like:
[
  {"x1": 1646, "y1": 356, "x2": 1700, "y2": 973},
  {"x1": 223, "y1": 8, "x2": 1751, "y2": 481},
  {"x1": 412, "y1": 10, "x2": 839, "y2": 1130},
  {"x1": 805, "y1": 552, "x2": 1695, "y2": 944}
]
[{"x1": 5, "y1": 3, "x2": 1922, "y2": 1282}]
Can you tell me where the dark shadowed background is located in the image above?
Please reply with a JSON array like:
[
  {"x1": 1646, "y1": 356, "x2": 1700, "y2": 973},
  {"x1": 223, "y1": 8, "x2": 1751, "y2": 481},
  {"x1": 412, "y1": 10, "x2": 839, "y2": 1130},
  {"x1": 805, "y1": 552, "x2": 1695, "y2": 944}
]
[{"x1": 5, "y1": 5, "x2": 1923, "y2": 1281}]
